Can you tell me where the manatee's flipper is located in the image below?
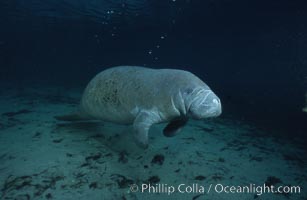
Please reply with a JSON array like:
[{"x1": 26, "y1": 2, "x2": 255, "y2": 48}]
[
  {"x1": 54, "y1": 111, "x2": 92, "y2": 121},
  {"x1": 163, "y1": 118, "x2": 188, "y2": 137},
  {"x1": 133, "y1": 111, "x2": 160, "y2": 149}
]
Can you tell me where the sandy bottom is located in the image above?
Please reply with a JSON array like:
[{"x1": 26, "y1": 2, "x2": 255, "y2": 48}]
[{"x1": 0, "y1": 85, "x2": 306, "y2": 200}]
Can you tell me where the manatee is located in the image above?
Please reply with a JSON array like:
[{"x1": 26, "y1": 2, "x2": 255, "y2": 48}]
[{"x1": 55, "y1": 66, "x2": 222, "y2": 148}]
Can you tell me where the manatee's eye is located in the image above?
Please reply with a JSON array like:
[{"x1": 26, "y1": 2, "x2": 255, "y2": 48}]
[{"x1": 183, "y1": 88, "x2": 193, "y2": 95}]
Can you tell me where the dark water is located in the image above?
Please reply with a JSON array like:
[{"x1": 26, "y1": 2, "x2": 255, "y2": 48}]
[{"x1": 1, "y1": 1, "x2": 307, "y2": 138}]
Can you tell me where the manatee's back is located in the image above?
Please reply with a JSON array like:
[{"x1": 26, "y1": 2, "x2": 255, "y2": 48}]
[{"x1": 80, "y1": 66, "x2": 156, "y2": 123}]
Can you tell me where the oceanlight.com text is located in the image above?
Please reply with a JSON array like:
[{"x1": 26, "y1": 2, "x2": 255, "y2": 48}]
[{"x1": 129, "y1": 183, "x2": 301, "y2": 196}]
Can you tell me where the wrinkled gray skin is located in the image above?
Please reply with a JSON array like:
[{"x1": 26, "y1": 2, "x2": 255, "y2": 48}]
[{"x1": 55, "y1": 66, "x2": 222, "y2": 148}]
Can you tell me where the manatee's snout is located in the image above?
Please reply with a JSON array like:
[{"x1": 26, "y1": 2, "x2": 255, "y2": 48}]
[
  {"x1": 204, "y1": 93, "x2": 222, "y2": 117},
  {"x1": 188, "y1": 89, "x2": 222, "y2": 119}
]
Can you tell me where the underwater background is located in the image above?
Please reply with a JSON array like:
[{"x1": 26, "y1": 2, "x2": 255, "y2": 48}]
[{"x1": 0, "y1": 0, "x2": 307, "y2": 200}]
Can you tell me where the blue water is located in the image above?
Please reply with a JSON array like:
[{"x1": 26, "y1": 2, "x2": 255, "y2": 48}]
[{"x1": 0, "y1": 0, "x2": 306, "y2": 199}]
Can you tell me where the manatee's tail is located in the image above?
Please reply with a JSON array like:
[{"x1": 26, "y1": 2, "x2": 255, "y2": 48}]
[{"x1": 54, "y1": 111, "x2": 92, "y2": 121}]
